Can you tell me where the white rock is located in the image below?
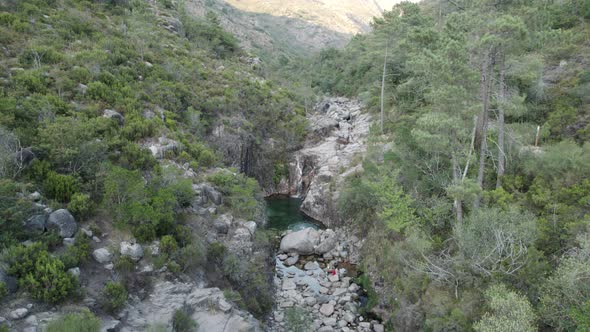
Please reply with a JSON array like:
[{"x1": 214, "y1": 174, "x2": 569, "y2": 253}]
[
  {"x1": 319, "y1": 303, "x2": 334, "y2": 316},
  {"x1": 328, "y1": 273, "x2": 339, "y2": 282},
  {"x1": 282, "y1": 279, "x2": 297, "y2": 291},
  {"x1": 373, "y1": 323, "x2": 385, "y2": 332},
  {"x1": 304, "y1": 261, "x2": 320, "y2": 270},
  {"x1": 67, "y1": 267, "x2": 80, "y2": 278},
  {"x1": 81, "y1": 228, "x2": 93, "y2": 237},
  {"x1": 120, "y1": 241, "x2": 143, "y2": 261},
  {"x1": 63, "y1": 237, "x2": 75, "y2": 246},
  {"x1": 9, "y1": 308, "x2": 28, "y2": 320},
  {"x1": 92, "y1": 248, "x2": 112, "y2": 264}
]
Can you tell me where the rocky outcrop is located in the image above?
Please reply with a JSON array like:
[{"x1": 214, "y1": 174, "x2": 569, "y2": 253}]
[
  {"x1": 120, "y1": 281, "x2": 261, "y2": 331},
  {"x1": 146, "y1": 137, "x2": 182, "y2": 159},
  {"x1": 46, "y1": 209, "x2": 77, "y2": 238},
  {"x1": 275, "y1": 98, "x2": 370, "y2": 227},
  {"x1": 92, "y1": 248, "x2": 112, "y2": 264}
]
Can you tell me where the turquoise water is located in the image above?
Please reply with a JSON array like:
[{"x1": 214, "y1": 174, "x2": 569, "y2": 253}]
[{"x1": 266, "y1": 197, "x2": 322, "y2": 231}]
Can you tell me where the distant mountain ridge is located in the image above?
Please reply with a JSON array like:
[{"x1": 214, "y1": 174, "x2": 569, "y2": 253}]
[{"x1": 184, "y1": 0, "x2": 416, "y2": 56}]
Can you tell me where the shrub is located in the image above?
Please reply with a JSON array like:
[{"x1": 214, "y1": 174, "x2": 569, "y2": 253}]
[
  {"x1": 114, "y1": 255, "x2": 136, "y2": 276},
  {"x1": 20, "y1": 252, "x2": 76, "y2": 303},
  {"x1": 133, "y1": 223, "x2": 156, "y2": 243},
  {"x1": 160, "y1": 235, "x2": 178, "y2": 255},
  {"x1": 60, "y1": 234, "x2": 91, "y2": 269},
  {"x1": 68, "y1": 193, "x2": 93, "y2": 220},
  {"x1": 43, "y1": 171, "x2": 80, "y2": 203},
  {"x1": 176, "y1": 242, "x2": 206, "y2": 273},
  {"x1": 46, "y1": 309, "x2": 100, "y2": 332},
  {"x1": 172, "y1": 306, "x2": 198, "y2": 332},
  {"x1": 207, "y1": 242, "x2": 227, "y2": 265},
  {"x1": 101, "y1": 282, "x2": 128, "y2": 313},
  {"x1": 474, "y1": 284, "x2": 536, "y2": 332},
  {"x1": 0, "y1": 282, "x2": 7, "y2": 300}
]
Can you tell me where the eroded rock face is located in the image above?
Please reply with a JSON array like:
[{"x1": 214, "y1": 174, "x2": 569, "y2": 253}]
[
  {"x1": 47, "y1": 209, "x2": 77, "y2": 238},
  {"x1": 121, "y1": 281, "x2": 260, "y2": 332},
  {"x1": 272, "y1": 98, "x2": 370, "y2": 228}
]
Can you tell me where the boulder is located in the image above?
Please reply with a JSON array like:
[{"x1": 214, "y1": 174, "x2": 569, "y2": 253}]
[
  {"x1": 319, "y1": 303, "x2": 335, "y2": 316},
  {"x1": 280, "y1": 228, "x2": 321, "y2": 255},
  {"x1": 25, "y1": 214, "x2": 47, "y2": 234},
  {"x1": 282, "y1": 279, "x2": 296, "y2": 291},
  {"x1": 242, "y1": 221, "x2": 257, "y2": 235},
  {"x1": 103, "y1": 109, "x2": 124, "y2": 125},
  {"x1": 9, "y1": 308, "x2": 28, "y2": 320},
  {"x1": 213, "y1": 214, "x2": 232, "y2": 234},
  {"x1": 67, "y1": 267, "x2": 80, "y2": 278},
  {"x1": 14, "y1": 148, "x2": 35, "y2": 166},
  {"x1": 29, "y1": 191, "x2": 41, "y2": 201},
  {"x1": 315, "y1": 229, "x2": 338, "y2": 254},
  {"x1": 92, "y1": 248, "x2": 112, "y2": 264},
  {"x1": 284, "y1": 254, "x2": 299, "y2": 266},
  {"x1": 202, "y1": 185, "x2": 223, "y2": 205},
  {"x1": 304, "y1": 261, "x2": 320, "y2": 271},
  {"x1": 47, "y1": 209, "x2": 77, "y2": 238},
  {"x1": 120, "y1": 241, "x2": 143, "y2": 261}
]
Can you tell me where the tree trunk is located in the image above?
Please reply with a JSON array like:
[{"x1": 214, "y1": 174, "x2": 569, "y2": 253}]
[
  {"x1": 380, "y1": 41, "x2": 389, "y2": 134},
  {"x1": 452, "y1": 153, "x2": 463, "y2": 224},
  {"x1": 474, "y1": 50, "x2": 494, "y2": 209},
  {"x1": 496, "y1": 55, "x2": 506, "y2": 189}
]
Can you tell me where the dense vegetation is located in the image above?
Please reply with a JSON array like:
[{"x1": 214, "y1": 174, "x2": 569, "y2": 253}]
[
  {"x1": 0, "y1": 0, "x2": 300, "y2": 322},
  {"x1": 319, "y1": 0, "x2": 590, "y2": 330},
  {"x1": 1, "y1": 0, "x2": 590, "y2": 330}
]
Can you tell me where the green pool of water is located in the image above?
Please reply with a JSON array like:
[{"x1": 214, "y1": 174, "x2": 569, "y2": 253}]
[{"x1": 266, "y1": 197, "x2": 322, "y2": 231}]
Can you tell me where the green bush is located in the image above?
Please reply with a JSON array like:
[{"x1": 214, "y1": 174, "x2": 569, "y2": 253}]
[
  {"x1": 60, "y1": 234, "x2": 91, "y2": 269},
  {"x1": 46, "y1": 309, "x2": 100, "y2": 332},
  {"x1": 172, "y1": 306, "x2": 198, "y2": 332},
  {"x1": 114, "y1": 255, "x2": 136, "y2": 275},
  {"x1": 101, "y1": 282, "x2": 128, "y2": 313},
  {"x1": 207, "y1": 242, "x2": 227, "y2": 265},
  {"x1": 177, "y1": 242, "x2": 206, "y2": 273},
  {"x1": 0, "y1": 282, "x2": 7, "y2": 300},
  {"x1": 43, "y1": 171, "x2": 80, "y2": 203},
  {"x1": 20, "y1": 252, "x2": 76, "y2": 303},
  {"x1": 68, "y1": 193, "x2": 93, "y2": 220},
  {"x1": 160, "y1": 235, "x2": 178, "y2": 255}
]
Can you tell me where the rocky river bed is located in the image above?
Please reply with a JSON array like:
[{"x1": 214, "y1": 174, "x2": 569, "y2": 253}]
[{"x1": 267, "y1": 228, "x2": 384, "y2": 332}]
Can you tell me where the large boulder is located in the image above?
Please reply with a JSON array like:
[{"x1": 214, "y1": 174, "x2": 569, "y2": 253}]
[
  {"x1": 120, "y1": 241, "x2": 144, "y2": 261},
  {"x1": 47, "y1": 209, "x2": 77, "y2": 238},
  {"x1": 315, "y1": 229, "x2": 338, "y2": 254},
  {"x1": 279, "y1": 228, "x2": 321, "y2": 255},
  {"x1": 92, "y1": 248, "x2": 112, "y2": 264},
  {"x1": 25, "y1": 214, "x2": 47, "y2": 234}
]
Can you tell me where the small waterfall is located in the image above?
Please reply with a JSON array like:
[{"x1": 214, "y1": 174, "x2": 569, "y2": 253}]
[{"x1": 290, "y1": 154, "x2": 304, "y2": 197}]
